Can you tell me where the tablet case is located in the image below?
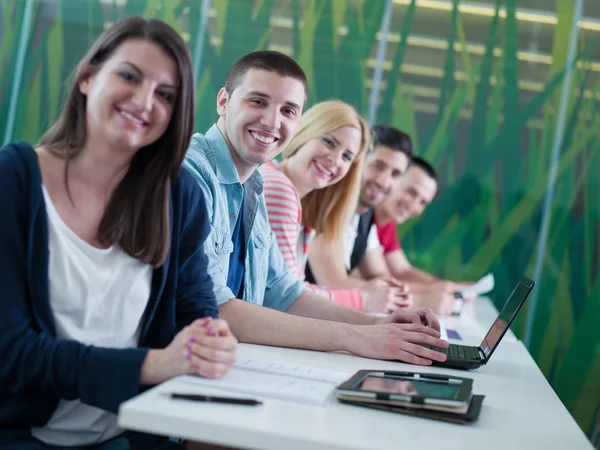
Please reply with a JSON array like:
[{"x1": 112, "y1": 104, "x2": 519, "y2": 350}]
[
  {"x1": 336, "y1": 393, "x2": 471, "y2": 414},
  {"x1": 338, "y1": 394, "x2": 485, "y2": 424}
]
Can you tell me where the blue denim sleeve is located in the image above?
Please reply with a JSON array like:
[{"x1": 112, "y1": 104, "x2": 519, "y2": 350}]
[{"x1": 262, "y1": 228, "x2": 305, "y2": 311}]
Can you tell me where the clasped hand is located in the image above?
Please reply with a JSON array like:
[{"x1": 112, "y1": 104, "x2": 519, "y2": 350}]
[{"x1": 141, "y1": 317, "x2": 238, "y2": 385}]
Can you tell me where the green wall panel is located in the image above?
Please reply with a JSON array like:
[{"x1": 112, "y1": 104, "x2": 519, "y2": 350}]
[{"x1": 0, "y1": 0, "x2": 598, "y2": 443}]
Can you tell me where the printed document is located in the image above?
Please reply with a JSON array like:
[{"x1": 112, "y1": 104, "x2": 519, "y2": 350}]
[{"x1": 177, "y1": 358, "x2": 351, "y2": 405}]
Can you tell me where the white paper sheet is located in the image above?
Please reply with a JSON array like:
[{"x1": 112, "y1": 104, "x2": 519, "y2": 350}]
[
  {"x1": 458, "y1": 273, "x2": 495, "y2": 298},
  {"x1": 176, "y1": 358, "x2": 351, "y2": 405}
]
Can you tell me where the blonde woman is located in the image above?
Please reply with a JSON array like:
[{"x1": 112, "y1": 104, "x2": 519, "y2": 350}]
[{"x1": 260, "y1": 101, "x2": 409, "y2": 313}]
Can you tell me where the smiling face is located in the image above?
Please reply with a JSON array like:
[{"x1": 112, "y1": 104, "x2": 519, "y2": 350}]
[
  {"x1": 383, "y1": 165, "x2": 438, "y2": 224},
  {"x1": 216, "y1": 69, "x2": 305, "y2": 172},
  {"x1": 285, "y1": 125, "x2": 361, "y2": 195},
  {"x1": 79, "y1": 38, "x2": 179, "y2": 155},
  {"x1": 359, "y1": 145, "x2": 411, "y2": 209}
]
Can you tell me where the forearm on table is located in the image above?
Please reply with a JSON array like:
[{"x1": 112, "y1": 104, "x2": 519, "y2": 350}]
[
  {"x1": 219, "y1": 299, "x2": 359, "y2": 352},
  {"x1": 394, "y1": 268, "x2": 439, "y2": 284},
  {"x1": 304, "y1": 283, "x2": 364, "y2": 311},
  {"x1": 310, "y1": 263, "x2": 370, "y2": 289},
  {"x1": 286, "y1": 290, "x2": 375, "y2": 325},
  {"x1": 328, "y1": 288, "x2": 364, "y2": 311}
]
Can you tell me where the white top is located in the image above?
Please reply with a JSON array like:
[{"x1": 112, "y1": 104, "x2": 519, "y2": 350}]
[
  {"x1": 343, "y1": 214, "x2": 381, "y2": 269},
  {"x1": 31, "y1": 187, "x2": 152, "y2": 447}
]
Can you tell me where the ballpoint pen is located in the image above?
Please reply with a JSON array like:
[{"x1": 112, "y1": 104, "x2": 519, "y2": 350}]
[{"x1": 168, "y1": 393, "x2": 262, "y2": 406}]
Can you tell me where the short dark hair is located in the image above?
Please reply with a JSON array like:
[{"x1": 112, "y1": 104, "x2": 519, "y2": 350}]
[
  {"x1": 409, "y1": 156, "x2": 437, "y2": 181},
  {"x1": 371, "y1": 125, "x2": 413, "y2": 157},
  {"x1": 224, "y1": 50, "x2": 308, "y2": 98}
]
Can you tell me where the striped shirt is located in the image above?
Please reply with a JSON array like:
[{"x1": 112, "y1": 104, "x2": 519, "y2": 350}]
[
  {"x1": 260, "y1": 161, "x2": 363, "y2": 310},
  {"x1": 261, "y1": 161, "x2": 311, "y2": 277}
]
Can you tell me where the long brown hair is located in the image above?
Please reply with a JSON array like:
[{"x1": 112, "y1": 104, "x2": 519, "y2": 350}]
[
  {"x1": 38, "y1": 16, "x2": 195, "y2": 267},
  {"x1": 281, "y1": 100, "x2": 371, "y2": 250}
]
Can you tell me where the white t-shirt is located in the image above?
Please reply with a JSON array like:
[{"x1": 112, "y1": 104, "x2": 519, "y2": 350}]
[
  {"x1": 343, "y1": 213, "x2": 381, "y2": 270},
  {"x1": 31, "y1": 187, "x2": 152, "y2": 447}
]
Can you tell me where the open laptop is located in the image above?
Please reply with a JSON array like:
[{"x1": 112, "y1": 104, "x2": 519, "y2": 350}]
[{"x1": 426, "y1": 276, "x2": 535, "y2": 370}]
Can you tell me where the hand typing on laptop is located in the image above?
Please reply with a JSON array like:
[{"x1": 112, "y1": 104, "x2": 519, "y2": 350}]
[
  {"x1": 346, "y1": 308, "x2": 450, "y2": 366},
  {"x1": 375, "y1": 307, "x2": 442, "y2": 331}
]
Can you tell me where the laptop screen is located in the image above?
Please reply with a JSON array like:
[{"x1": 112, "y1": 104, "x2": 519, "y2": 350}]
[{"x1": 480, "y1": 277, "x2": 535, "y2": 358}]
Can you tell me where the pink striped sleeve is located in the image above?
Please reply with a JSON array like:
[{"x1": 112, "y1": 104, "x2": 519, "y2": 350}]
[
  {"x1": 260, "y1": 162, "x2": 364, "y2": 311},
  {"x1": 260, "y1": 162, "x2": 303, "y2": 278},
  {"x1": 304, "y1": 283, "x2": 364, "y2": 311},
  {"x1": 329, "y1": 288, "x2": 364, "y2": 310}
]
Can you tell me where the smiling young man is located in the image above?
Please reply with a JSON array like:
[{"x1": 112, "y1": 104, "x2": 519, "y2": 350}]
[
  {"x1": 375, "y1": 157, "x2": 439, "y2": 269},
  {"x1": 375, "y1": 157, "x2": 474, "y2": 315},
  {"x1": 183, "y1": 51, "x2": 449, "y2": 365}
]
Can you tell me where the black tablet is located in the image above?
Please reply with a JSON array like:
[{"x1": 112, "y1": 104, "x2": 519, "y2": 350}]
[{"x1": 336, "y1": 370, "x2": 473, "y2": 410}]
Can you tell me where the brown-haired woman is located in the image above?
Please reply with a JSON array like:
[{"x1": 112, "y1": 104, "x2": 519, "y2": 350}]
[{"x1": 0, "y1": 17, "x2": 236, "y2": 449}]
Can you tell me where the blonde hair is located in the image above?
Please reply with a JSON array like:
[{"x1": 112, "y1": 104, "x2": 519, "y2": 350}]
[{"x1": 282, "y1": 100, "x2": 371, "y2": 249}]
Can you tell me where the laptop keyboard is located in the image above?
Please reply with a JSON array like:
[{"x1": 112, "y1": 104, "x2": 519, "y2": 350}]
[{"x1": 426, "y1": 344, "x2": 479, "y2": 360}]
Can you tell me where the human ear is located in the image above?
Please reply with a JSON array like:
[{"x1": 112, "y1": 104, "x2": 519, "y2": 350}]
[
  {"x1": 216, "y1": 88, "x2": 229, "y2": 117},
  {"x1": 77, "y1": 62, "x2": 95, "y2": 96}
]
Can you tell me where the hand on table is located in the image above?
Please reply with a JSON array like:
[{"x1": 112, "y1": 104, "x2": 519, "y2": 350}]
[
  {"x1": 347, "y1": 320, "x2": 449, "y2": 366},
  {"x1": 436, "y1": 280, "x2": 476, "y2": 302},
  {"x1": 361, "y1": 278, "x2": 412, "y2": 314},
  {"x1": 412, "y1": 289, "x2": 456, "y2": 315},
  {"x1": 381, "y1": 278, "x2": 414, "y2": 311},
  {"x1": 344, "y1": 307, "x2": 448, "y2": 365},
  {"x1": 140, "y1": 317, "x2": 238, "y2": 385},
  {"x1": 375, "y1": 307, "x2": 441, "y2": 331}
]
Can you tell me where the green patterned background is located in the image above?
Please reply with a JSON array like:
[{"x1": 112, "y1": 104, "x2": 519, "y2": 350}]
[{"x1": 1, "y1": 0, "x2": 598, "y2": 443}]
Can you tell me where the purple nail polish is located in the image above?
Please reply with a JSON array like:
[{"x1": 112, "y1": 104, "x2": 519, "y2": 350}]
[
  {"x1": 186, "y1": 342, "x2": 192, "y2": 349},
  {"x1": 186, "y1": 352, "x2": 192, "y2": 360},
  {"x1": 206, "y1": 327, "x2": 214, "y2": 334},
  {"x1": 189, "y1": 336, "x2": 196, "y2": 343}
]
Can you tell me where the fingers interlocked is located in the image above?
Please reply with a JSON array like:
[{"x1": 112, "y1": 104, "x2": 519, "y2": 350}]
[{"x1": 182, "y1": 318, "x2": 238, "y2": 379}]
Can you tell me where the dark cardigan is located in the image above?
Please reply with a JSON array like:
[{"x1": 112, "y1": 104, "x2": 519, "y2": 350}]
[{"x1": 0, "y1": 142, "x2": 218, "y2": 444}]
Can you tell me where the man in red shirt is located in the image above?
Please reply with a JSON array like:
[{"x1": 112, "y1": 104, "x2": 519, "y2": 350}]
[{"x1": 374, "y1": 156, "x2": 473, "y2": 314}]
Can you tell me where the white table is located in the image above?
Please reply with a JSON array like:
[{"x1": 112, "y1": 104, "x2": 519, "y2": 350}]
[{"x1": 119, "y1": 341, "x2": 592, "y2": 449}]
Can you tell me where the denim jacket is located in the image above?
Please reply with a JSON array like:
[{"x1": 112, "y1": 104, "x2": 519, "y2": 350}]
[{"x1": 184, "y1": 125, "x2": 305, "y2": 311}]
